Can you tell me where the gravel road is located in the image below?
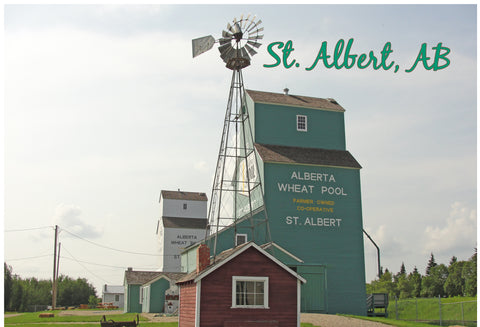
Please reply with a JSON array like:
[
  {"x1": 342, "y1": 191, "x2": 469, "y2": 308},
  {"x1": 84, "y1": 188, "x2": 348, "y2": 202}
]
[
  {"x1": 142, "y1": 313, "x2": 393, "y2": 326},
  {"x1": 301, "y1": 313, "x2": 392, "y2": 327}
]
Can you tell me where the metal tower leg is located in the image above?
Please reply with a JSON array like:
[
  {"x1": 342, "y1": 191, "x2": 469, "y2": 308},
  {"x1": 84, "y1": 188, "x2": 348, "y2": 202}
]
[{"x1": 206, "y1": 68, "x2": 271, "y2": 260}]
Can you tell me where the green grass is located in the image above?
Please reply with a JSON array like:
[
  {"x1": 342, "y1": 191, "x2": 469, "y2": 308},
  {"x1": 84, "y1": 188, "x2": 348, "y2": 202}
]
[
  {"x1": 388, "y1": 296, "x2": 477, "y2": 323},
  {"x1": 344, "y1": 315, "x2": 444, "y2": 327},
  {"x1": 4, "y1": 311, "x2": 147, "y2": 324},
  {"x1": 4, "y1": 324, "x2": 177, "y2": 327}
]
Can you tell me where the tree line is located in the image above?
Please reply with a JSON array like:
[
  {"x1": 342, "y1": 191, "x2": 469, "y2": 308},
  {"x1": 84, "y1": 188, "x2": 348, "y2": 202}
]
[
  {"x1": 4, "y1": 263, "x2": 97, "y2": 312},
  {"x1": 367, "y1": 250, "x2": 477, "y2": 299}
]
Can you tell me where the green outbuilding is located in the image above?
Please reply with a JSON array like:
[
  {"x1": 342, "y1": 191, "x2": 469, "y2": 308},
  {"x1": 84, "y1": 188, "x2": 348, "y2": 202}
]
[{"x1": 123, "y1": 268, "x2": 185, "y2": 313}]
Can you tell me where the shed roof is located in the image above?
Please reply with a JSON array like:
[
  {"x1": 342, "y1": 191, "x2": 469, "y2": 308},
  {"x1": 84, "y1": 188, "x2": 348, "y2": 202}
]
[
  {"x1": 246, "y1": 89, "x2": 345, "y2": 112},
  {"x1": 176, "y1": 242, "x2": 306, "y2": 285},
  {"x1": 162, "y1": 217, "x2": 208, "y2": 229},
  {"x1": 255, "y1": 143, "x2": 362, "y2": 169},
  {"x1": 124, "y1": 270, "x2": 186, "y2": 285},
  {"x1": 160, "y1": 190, "x2": 208, "y2": 202},
  {"x1": 103, "y1": 285, "x2": 124, "y2": 294}
]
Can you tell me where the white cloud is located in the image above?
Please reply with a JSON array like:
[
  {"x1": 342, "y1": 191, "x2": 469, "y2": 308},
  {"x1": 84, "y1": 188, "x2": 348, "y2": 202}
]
[
  {"x1": 365, "y1": 224, "x2": 407, "y2": 258},
  {"x1": 423, "y1": 201, "x2": 477, "y2": 255},
  {"x1": 193, "y1": 160, "x2": 209, "y2": 173},
  {"x1": 52, "y1": 203, "x2": 103, "y2": 239}
]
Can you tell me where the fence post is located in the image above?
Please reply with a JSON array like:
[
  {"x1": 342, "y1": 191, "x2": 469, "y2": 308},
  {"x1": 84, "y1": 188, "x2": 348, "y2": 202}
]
[
  {"x1": 438, "y1": 295, "x2": 442, "y2": 326},
  {"x1": 415, "y1": 298, "x2": 418, "y2": 322},
  {"x1": 395, "y1": 296, "x2": 398, "y2": 320}
]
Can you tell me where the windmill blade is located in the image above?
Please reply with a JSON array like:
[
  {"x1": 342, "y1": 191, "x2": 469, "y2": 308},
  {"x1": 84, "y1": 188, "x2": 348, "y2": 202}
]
[
  {"x1": 219, "y1": 37, "x2": 232, "y2": 45},
  {"x1": 248, "y1": 34, "x2": 264, "y2": 40},
  {"x1": 233, "y1": 22, "x2": 241, "y2": 34},
  {"x1": 221, "y1": 47, "x2": 236, "y2": 63},
  {"x1": 227, "y1": 22, "x2": 234, "y2": 33},
  {"x1": 240, "y1": 47, "x2": 251, "y2": 61},
  {"x1": 247, "y1": 40, "x2": 262, "y2": 48},
  {"x1": 192, "y1": 35, "x2": 215, "y2": 58},
  {"x1": 244, "y1": 44, "x2": 257, "y2": 56},
  {"x1": 244, "y1": 18, "x2": 255, "y2": 32},
  {"x1": 250, "y1": 27, "x2": 264, "y2": 35},
  {"x1": 219, "y1": 44, "x2": 234, "y2": 59},
  {"x1": 241, "y1": 14, "x2": 251, "y2": 29},
  {"x1": 247, "y1": 20, "x2": 262, "y2": 33},
  {"x1": 222, "y1": 30, "x2": 232, "y2": 38}
]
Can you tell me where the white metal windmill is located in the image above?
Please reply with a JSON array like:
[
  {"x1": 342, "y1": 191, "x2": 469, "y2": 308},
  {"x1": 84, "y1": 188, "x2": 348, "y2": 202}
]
[{"x1": 192, "y1": 15, "x2": 271, "y2": 257}]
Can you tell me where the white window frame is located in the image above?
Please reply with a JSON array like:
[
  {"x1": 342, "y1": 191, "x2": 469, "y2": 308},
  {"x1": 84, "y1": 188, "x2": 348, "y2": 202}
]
[
  {"x1": 231, "y1": 276, "x2": 269, "y2": 309},
  {"x1": 235, "y1": 233, "x2": 248, "y2": 246},
  {"x1": 296, "y1": 115, "x2": 307, "y2": 132}
]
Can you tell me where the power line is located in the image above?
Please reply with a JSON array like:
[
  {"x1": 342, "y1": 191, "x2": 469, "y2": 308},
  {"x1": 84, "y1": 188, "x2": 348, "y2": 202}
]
[
  {"x1": 5, "y1": 254, "x2": 52, "y2": 262},
  {"x1": 61, "y1": 245, "x2": 110, "y2": 284},
  {"x1": 60, "y1": 256, "x2": 129, "y2": 269},
  {"x1": 5, "y1": 226, "x2": 53, "y2": 233},
  {"x1": 60, "y1": 256, "x2": 158, "y2": 270},
  {"x1": 60, "y1": 228, "x2": 163, "y2": 257}
]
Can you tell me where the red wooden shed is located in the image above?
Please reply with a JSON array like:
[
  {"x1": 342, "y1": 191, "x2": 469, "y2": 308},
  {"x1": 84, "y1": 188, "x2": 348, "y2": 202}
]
[{"x1": 176, "y1": 242, "x2": 306, "y2": 327}]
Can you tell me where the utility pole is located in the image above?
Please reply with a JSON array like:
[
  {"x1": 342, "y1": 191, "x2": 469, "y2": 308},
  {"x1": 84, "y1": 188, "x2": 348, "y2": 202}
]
[
  {"x1": 56, "y1": 242, "x2": 61, "y2": 305},
  {"x1": 52, "y1": 225, "x2": 58, "y2": 310}
]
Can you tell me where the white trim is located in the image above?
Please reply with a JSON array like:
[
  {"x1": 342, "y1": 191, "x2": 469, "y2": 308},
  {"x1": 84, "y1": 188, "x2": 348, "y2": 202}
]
[
  {"x1": 231, "y1": 276, "x2": 269, "y2": 309},
  {"x1": 297, "y1": 280, "x2": 301, "y2": 327},
  {"x1": 296, "y1": 115, "x2": 307, "y2": 132},
  {"x1": 178, "y1": 286, "x2": 181, "y2": 327},
  {"x1": 194, "y1": 242, "x2": 306, "y2": 284},
  {"x1": 139, "y1": 287, "x2": 144, "y2": 305},
  {"x1": 261, "y1": 242, "x2": 304, "y2": 263},
  {"x1": 195, "y1": 280, "x2": 201, "y2": 327},
  {"x1": 142, "y1": 274, "x2": 174, "y2": 287},
  {"x1": 235, "y1": 233, "x2": 248, "y2": 246}
]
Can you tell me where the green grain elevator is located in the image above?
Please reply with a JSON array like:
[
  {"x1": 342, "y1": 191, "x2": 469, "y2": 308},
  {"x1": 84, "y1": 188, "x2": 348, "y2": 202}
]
[{"x1": 197, "y1": 88, "x2": 367, "y2": 315}]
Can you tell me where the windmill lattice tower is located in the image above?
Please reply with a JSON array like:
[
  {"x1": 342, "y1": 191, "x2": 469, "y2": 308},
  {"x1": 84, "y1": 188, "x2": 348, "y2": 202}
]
[{"x1": 192, "y1": 15, "x2": 271, "y2": 258}]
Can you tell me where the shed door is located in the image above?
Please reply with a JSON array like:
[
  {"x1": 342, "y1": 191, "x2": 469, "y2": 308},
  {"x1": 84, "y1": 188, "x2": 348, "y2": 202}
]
[{"x1": 300, "y1": 267, "x2": 327, "y2": 313}]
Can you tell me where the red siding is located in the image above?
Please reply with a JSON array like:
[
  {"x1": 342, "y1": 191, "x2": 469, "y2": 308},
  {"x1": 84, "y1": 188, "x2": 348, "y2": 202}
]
[
  {"x1": 179, "y1": 281, "x2": 197, "y2": 327},
  {"x1": 199, "y1": 247, "x2": 298, "y2": 327}
]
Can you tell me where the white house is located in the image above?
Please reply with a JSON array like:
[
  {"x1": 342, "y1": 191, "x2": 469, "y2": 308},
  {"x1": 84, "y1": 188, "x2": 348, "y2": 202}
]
[
  {"x1": 156, "y1": 190, "x2": 208, "y2": 272},
  {"x1": 101, "y1": 285, "x2": 124, "y2": 309}
]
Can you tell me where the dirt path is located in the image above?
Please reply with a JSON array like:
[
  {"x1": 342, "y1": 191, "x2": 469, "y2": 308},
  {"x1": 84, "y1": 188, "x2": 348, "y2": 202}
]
[
  {"x1": 301, "y1": 313, "x2": 391, "y2": 327},
  {"x1": 58, "y1": 310, "x2": 124, "y2": 317},
  {"x1": 137, "y1": 313, "x2": 394, "y2": 326}
]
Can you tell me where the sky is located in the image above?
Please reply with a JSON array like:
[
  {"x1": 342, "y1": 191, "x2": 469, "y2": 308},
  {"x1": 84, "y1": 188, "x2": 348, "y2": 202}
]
[{"x1": 3, "y1": 4, "x2": 477, "y2": 296}]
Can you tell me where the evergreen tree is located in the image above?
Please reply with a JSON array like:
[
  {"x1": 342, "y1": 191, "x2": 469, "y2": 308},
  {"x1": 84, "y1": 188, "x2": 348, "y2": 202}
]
[
  {"x1": 421, "y1": 264, "x2": 448, "y2": 297},
  {"x1": 400, "y1": 262, "x2": 406, "y2": 275},
  {"x1": 449, "y1": 256, "x2": 458, "y2": 266},
  {"x1": 408, "y1": 266, "x2": 422, "y2": 298},
  {"x1": 397, "y1": 274, "x2": 414, "y2": 299},
  {"x1": 444, "y1": 260, "x2": 465, "y2": 297},
  {"x1": 462, "y1": 249, "x2": 477, "y2": 296},
  {"x1": 4, "y1": 263, "x2": 13, "y2": 311},
  {"x1": 10, "y1": 275, "x2": 25, "y2": 312},
  {"x1": 426, "y1": 253, "x2": 437, "y2": 276}
]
